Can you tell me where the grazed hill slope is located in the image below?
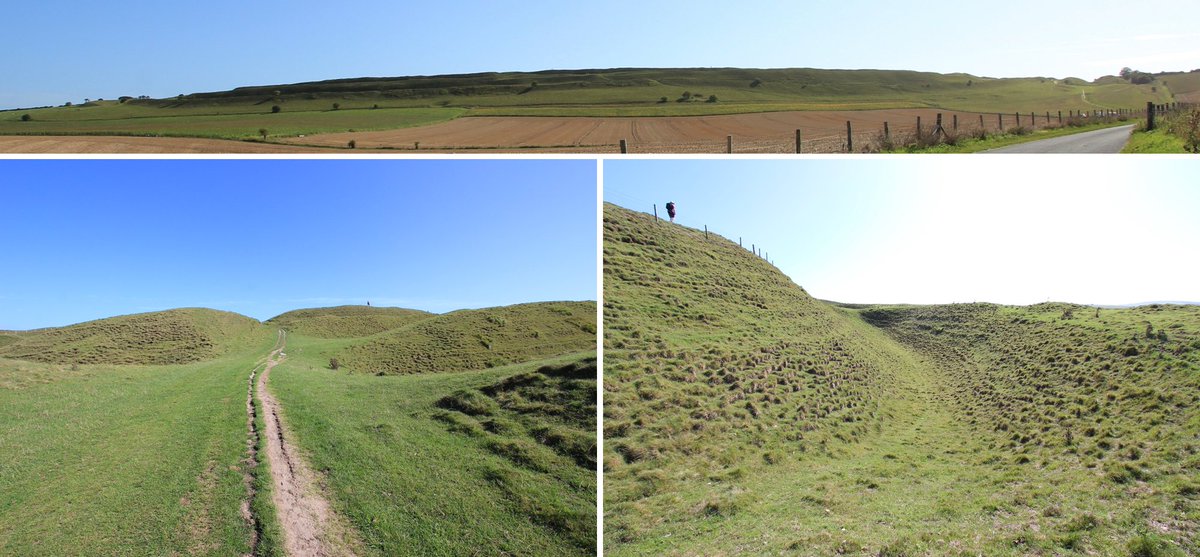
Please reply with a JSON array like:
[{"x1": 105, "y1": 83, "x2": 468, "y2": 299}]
[
  {"x1": 863, "y1": 302, "x2": 1200, "y2": 490},
  {"x1": 267, "y1": 305, "x2": 433, "y2": 338},
  {"x1": 0, "y1": 308, "x2": 267, "y2": 365},
  {"x1": 603, "y1": 202, "x2": 1200, "y2": 556},
  {"x1": 337, "y1": 301, "x2": 597, "y2": 375}
]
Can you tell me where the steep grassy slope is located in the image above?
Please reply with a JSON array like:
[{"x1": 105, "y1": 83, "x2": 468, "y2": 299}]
[
  {"x1": 338, "y1": 301, "x2": 596, "y2": 375},
  {"x1": 0, "y1": 333, "x2": 277, "y2": 556},
  {"x1": 603, "y1": 202, "x2": 1200, "y2": 556},
  {"x1": 267, "y1": 305, "x2": 433, "y2": 338},
  {"x1": 0, "y1": 308, "x2": 266, "y2": 365},
  {"x1": 267, "y1": 331, "x2": 596, "y2": 556}
]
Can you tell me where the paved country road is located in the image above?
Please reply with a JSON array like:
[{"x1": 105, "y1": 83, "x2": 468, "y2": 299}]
[{"x1": 984, "y1": 124, "x2": 1135, "y2": 153}]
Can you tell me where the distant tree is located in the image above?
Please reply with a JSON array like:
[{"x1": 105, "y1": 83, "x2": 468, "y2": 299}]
[
  {"x1": 258, "y1": 128, "x2": 268, "y2": 140},
  {"x1": 1119, "y1": 67, "x2": 1133, "y2": 80},
  {"x1": 707, "y1": 95, "x2": 718, "y2": 103},
  {"x1": 271, "y1": 105, "x2": 281, "y2": 113},
  {"x1": 967, "y1": 80, "x2": 973, "y2": 86},
  {"x1": 118, "y1": 96, "x2": 133, "y2": 103},
  {"x1": 372, "y1": 104, "x2": 379, "y2": 109},
  {"x1": 329, "y1": 358, "x2": 340, "y2": 370},
  {"x1": 750, "y1": 78, "x2": 762, "y2": 88},
  {"x1": 332, "y1": 102, "x2": 340, "y2": 110},
  {"x1": 20, "y1": 114, "x2": 31, "y2": 122},
  {"x1": 64, "y1": 101, "x2": 72, "y2": 107},
  {"x1": 658, "y1": 96, "x2": 668, "y2": 103},
  {"x1": 176, "y1": 94, "x2": 183, "y2": 101},
  {"x1": 530, "y1": 81, "x2": 538, "y2": 88},
  {"x1": 348, "y1": 139, "x2": 356, "y2": 149}
]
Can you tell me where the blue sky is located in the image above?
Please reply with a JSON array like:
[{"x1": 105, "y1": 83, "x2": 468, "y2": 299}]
[
  {"x1": 0, "y1": 160, "x2": 597, "y2": 330},
  {"x1": 605, "y1": 158, "x2": 1200, "y2": 306},
  {"x1": 4, "y1": 0, "x2": 1199, "y2": 108}
]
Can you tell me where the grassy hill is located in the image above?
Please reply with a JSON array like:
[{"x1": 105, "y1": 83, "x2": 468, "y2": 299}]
[
  {"x1": 337, "y1": 301, "x2": 597, "y2": 374},
  {"x1": 0, "y1": 67, "x2": 1172, "y2": 140},
  {"x1": 1, "y1": 300, "x2": 597, "y2": 556},
  {"x1": 603, "y1": 202, "x2": 1199, "y2": 556},
  {"x1": 267, "y1": 305, "x2": 434, "y2": 338},
  {"x1": 0, "y1": 308, "x2": 268, "y2": 365}
]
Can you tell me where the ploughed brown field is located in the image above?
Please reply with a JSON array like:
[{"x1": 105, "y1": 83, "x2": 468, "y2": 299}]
[
  {"x1": 0, "y1": 107, "x2": 1067, "y2": 153},
  {"x1": 284, "y1": 108, "x2": 1028, "y2": 153}
]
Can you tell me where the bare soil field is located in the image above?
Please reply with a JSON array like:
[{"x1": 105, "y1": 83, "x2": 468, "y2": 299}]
[
  {"x1": 0, "y1": 107, "x2": 1085, "y2": 153},
  {"x1": 0, "y1": 135, "x2": 328, "y2": 154},
  {"x1": 284, "y1": 108, "x2": 1032, "y2": 153}
]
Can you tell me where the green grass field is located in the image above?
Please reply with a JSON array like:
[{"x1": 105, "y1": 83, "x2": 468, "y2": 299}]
[
  {"x1": 0, "y1": 302, "x2": 597, "y2": 556},
  {"x1": 0, "y1": 329, "x2": 276, "y2": 556},
  {"x1": 268, "y1": 333, "x2": 596, "y2": 556},
  {"x1": 0, "y1": 67, "x2": 1179, "y2": 141},
  {"x1": 603, "y1": 203, "x2": 1199, "y2": 556}
]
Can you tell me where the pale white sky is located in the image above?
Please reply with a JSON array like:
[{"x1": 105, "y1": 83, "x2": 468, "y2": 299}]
[{"x1": 606, "y1": 158, "x2": 1200, "y2": 306}]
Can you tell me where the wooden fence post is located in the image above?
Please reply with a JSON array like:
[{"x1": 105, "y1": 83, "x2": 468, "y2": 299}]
[
  {"x1": 1147, "y1": 101, "x2": 1156, "y2": 131},
  {"x1": 953, "y1": 114, "x2": 958, "y2": 131},
  {"x1": 846, "y1": 121, "x2": 853, "y2": 152},
  {"x1": 726, "y1": 135, "x2": 733, "y2": 154},
  {"x1": 884, "y1": 121, "x2": 890, "y2": 140},
  {"x1": 619, "y1": 139, "x2": 628, "y2": 154},
  {"x1": 998, "y1": 113, "x2": 1003, "y2": 129},
  {"x1": 1016, "y1": 112, "x2": 1021, "y2": 126},
  {"x1": 979, "y1": 114, "x2": 984, "y2": 130},
  {"x1": 739, "y1": 237, "x2": 742, "y2": 247},
  {"x1": 1058, "y1": 110, "x2": 1062, "y2": 124},
  {"x1": 916, "y1": 116, "x2": 922, "y2": 139},
  {"x1": 795, "y1": 129, "x2": 802, "y2": 154},
  {"x1": 653, "y1": 204, "x2": 658, "y2": 223},
  {"x1": 704, "y1": 225, "x2": 709, "y2": 239}
]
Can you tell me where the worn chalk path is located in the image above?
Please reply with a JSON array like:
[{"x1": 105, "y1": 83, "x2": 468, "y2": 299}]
[{"x1": 257, "y1": 331, "x2": 362, "y2": 557}]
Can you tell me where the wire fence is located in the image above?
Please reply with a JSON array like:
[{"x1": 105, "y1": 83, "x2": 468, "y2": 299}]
[{"x1": 608, "y1": 103, "x2": 1194, "y2": 154}]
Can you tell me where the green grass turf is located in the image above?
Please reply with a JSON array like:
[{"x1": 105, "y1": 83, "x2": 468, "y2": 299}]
[
  {"x1": 0, "y1": 308, "x2": 264, "y2": 365},
  {"x1": 0, "y1": 103, "x2": 464, "y2": 140},
  {"x1": 0, "y1": 68, "x2": 1173, "y2": 140},
  {"x1": 602, "y1": 202, "x2": 1200, "y2": 556},
  {"x1": 336, "y1": 301, "x2": 597, "y2": 375},
  {"x1": 0, "y1": 329, "x2": 276, "y2": 556},
  {"x1": 267, "y1": 305, "x2": 434, "y2": 339},
  {"x1": 267, "y1": 332, "x2": 596, "y2": 556}
]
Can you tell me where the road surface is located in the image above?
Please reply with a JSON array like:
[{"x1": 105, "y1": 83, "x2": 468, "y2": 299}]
[{"x1": 984, "y1": 124, "x2": 1134, "y2": 153}]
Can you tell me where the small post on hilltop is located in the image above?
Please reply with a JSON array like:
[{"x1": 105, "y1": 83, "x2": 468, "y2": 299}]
[
  {"x1": 653, "y1": 204, "x2": 658, "y2": 223},
  {"x1": 704, "y1": 225, "x2": 709, "y2": 239}
]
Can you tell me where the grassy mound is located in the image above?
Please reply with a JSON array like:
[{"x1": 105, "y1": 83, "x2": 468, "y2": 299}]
[
  {"x1": 603, "y1": 201, "x2": 1200, "y2": 556},
  {"x1": 339, "y1": 301, "x2": 596, "y2": 374},
  {"x1": 0, "y1": 308, "x2": 268, "y2": 365},
  {"x1": 267, "y1": 305, "x2": 433, "y2": 338}
]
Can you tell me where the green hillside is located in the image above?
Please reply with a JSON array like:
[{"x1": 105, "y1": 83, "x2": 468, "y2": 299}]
[
  {"x1": 0, "y1": 67, "x2": 1171, "y2": 140},
  {"x1": 0, "y1": 308, "x2": 268, "y2": 365},
  {"x1": 267, "y1": 305, "x2": 434, "y2": 338},
  {"x1": 338, "y1": 301, "x2": 597, "y2": 375},
  {"x1": 603, "y1": 202, "x2": 1199, "y2": 556}
]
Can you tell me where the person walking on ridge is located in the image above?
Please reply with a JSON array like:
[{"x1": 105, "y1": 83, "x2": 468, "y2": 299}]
[{"x1": 666, "y1": 201, "x2": 676, "y2": 223}]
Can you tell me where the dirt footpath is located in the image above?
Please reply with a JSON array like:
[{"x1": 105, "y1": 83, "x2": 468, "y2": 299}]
[{"x1": 257, "y1": 334, "x2": 363, "y2": 557}]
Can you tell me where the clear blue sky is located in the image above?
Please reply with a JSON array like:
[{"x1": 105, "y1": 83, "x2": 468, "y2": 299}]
[
  {"x1": 0, "y1": 160, "x2": 597, "y2": 330},
  {"x1": 4, "y1": 0, "x2": 1199, "y2": 109},
  {"x1": 605, "y1": 158, "x2": 1200, "y2": 307}
]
